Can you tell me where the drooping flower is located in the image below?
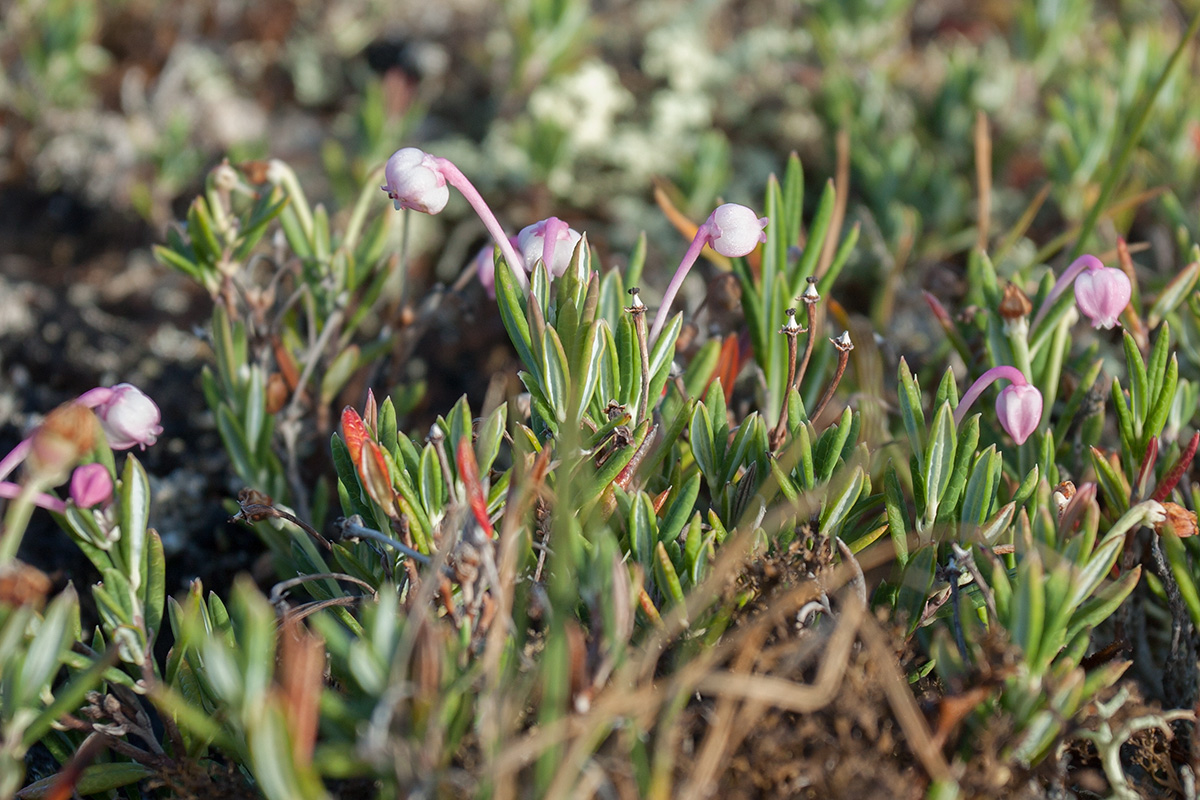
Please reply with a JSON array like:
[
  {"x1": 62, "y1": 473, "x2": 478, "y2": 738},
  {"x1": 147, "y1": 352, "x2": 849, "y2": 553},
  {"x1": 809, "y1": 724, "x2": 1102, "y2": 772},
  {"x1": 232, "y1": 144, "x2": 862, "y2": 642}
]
[
  {"x1": 79, "y1": 384, "x2": 163, "y2": 450},
  {"x1": 380, "y1": 147, "x2": 528, "y2": 289},
  {"x1": 1074, "y1": 263, "x2": 1132, "y2": 329},
  {"x1": 70, "y1": 463, "x2": 113, "y2": 508},
  {"x1": 649, "y1": 203, "x2": 769, "y2": 343},
  {"x1": 707, "y1": 203, "x2": 769, "y2": 258},
  {"x1": 993, "y1": 381, "x2": 1042, "y2": 445},
  {"x1": 516, "y1": 217, "x2": 583, "y2": 278},
  {"x1": 381, "y1": 147, "x2": 449, "y2": 214},
  {"x1": 954, "y1": 365, "x2": 1042, "y2": 445},
  {"x1": 1032, "y1": 254, "x2": 1131, "y2": 330}
]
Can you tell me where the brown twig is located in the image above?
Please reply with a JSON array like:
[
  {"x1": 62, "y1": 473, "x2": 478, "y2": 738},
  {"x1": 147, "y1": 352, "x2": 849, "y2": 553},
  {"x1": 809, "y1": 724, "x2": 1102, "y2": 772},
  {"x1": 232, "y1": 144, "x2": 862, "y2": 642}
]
[
  {"x1": 810, "y1": 331, "x2": 854, "y2": 424},
  {"x1": 232, "y1": 492, "x2": 331, "y2": 549},
  {"x1": 770, "y1": 308, "x2": 805, "y2": 449},
  {"x1": 794, "y1": 278, "x2": 821, "y2": 393}
]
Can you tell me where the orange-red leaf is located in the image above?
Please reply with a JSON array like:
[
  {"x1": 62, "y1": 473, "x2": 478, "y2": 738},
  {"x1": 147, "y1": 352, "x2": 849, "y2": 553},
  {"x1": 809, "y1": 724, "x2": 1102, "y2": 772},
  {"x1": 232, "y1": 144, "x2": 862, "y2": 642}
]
[
  {"x1": 456, "y1": 437, "x2": 494, "y2": 538},
  {"x1": 359, "y1": 439, "x2": 395, "y2": 516},
  {"x1": 341, "y1": 406, "x2": 368, "y2": 468}
]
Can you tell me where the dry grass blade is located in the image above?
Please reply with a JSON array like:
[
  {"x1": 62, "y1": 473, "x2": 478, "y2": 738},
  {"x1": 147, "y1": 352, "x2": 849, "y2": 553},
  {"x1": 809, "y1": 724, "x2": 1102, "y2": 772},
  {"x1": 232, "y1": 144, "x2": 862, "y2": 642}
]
[
  {"x1": 682, "y1": 599, "x2": 865, "y2": 795},
  {"x1": 817, "y1": 128, "x2": 851, "y2": 279},
  {"x1": 975, "y1": 110, "x2": 992, "y2": 252},
  {"x1": 859, "y1": 611, "x2": 953, "y2": 783},
  {"x1": 278, "y1": 617, "x2": 324, "y2": 766}
]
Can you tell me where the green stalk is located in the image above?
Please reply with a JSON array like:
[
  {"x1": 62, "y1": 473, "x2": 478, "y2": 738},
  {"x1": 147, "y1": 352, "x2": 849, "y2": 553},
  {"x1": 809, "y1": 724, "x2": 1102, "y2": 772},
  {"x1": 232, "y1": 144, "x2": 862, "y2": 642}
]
[
  {"x1": 1070, "y1": 11, "x2": 1200, "y2": 259},
  {"x1": 0, "y1": 483, "x2": 41, "y2": 565}
]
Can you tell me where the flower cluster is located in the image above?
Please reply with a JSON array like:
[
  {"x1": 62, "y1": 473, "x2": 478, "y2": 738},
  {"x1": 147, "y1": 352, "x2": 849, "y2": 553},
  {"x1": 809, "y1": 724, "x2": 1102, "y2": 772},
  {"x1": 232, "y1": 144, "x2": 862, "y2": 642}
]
[
  {"x1": 381, "y1": 147, "x2": 768, "y2": 313},
  {"x1": 0, "y1": 383, "x2": 160, "y2": 523}
]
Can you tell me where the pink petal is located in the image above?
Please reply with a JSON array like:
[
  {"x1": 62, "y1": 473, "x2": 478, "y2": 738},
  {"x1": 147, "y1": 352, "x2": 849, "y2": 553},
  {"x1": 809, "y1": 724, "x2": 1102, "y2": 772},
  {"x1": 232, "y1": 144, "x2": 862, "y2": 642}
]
[{"x1": 995, "y1": 384, "x2": 1042, "y2": 445}]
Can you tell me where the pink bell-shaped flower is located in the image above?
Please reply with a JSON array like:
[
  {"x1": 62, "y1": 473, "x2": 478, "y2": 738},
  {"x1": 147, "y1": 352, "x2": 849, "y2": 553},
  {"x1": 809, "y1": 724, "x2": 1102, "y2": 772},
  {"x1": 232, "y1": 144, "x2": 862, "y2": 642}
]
[
  {"x1": 79, "y1": 383, "x2": 163, "y2": 450},
  {"x1": 380, "y1": 147, "x2": 529, "y2": 290},
  {"x1": 708, "y1": 203, "x2": 769, "y2": 258},
  {"x1": 954, "y1": 365, "x2": 1042, "y2": 445},
  {"x1": 70, "y1": 463, "x2": 113, "y2": 508},
  {"x1": 1074, "y1": 263, "x2": 1131, "y2": 329},
  {"x1": 649, "y1": 203, "x2": 769, "y2": 343},
  {"x1": 381, "y1": 147, "x2": 450, "y2": 214},
  {"x1": 994, "y1": 383, "x2": 1043, "y2": 446},
  {"x1": 516, "y1": 217, "x2": 583, "y2": 278},
  {"x1": 1032, "y1": 254, "x2": 1131, "y2": 330}
]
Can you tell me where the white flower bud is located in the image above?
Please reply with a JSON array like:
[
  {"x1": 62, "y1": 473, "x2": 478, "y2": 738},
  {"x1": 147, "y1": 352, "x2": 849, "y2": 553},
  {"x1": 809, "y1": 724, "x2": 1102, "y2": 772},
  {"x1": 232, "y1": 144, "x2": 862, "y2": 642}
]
[
  {"x1": 707, "y1": 203, "x2": 768, "y2": 258},
  {"x1": 381, "y1": 147, "x2": 450, "y2": 214}
]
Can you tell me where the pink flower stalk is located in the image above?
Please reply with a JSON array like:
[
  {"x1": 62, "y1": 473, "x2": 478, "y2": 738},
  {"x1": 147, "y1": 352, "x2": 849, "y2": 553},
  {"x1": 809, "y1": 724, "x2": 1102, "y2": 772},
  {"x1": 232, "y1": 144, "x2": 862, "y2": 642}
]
[
  {"x1": 381, "y1": 147, "x2": 528, "y2": 290},
  {"x1": 70, "y1": 463, "x2": 113, "y2": 508},
  {"x1": 517, "y1": 217, "x2": 583, "y2": 279},
  {"x1": 954, "y1": 365, "x2": 1042, "y2": 445},
  {"x1": 1032, "y1": 254, "x2": 1131, "y2": 330},
  {"x1": 649, "y1": 203, "x2": 768, "y2": 343},
  {"x1": 0, "y1": 481, "x2": 65, "y2": 513},
  {"x1": 78, "y1": 383, "x2": 163, "y2": 450}
]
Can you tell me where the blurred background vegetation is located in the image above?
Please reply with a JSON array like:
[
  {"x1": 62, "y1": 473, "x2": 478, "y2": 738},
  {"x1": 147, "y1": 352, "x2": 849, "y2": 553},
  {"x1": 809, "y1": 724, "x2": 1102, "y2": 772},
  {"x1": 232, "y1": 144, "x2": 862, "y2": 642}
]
[{"x1": 5, "y1": 0, "x2": 1200, "y2": 269}]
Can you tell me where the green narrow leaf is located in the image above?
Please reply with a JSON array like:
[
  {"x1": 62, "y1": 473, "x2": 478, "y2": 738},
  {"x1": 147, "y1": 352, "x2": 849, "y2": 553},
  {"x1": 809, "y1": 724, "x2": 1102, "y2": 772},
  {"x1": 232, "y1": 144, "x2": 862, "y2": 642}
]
[
  {"x1": 660, "y1": 473, "x2": 701, "y2": 545},
  {"x1": 961, "y1": 446, "x2": 1000, "y2": 526},
  {"x1": 118, "y1": 455, "x2": 151, "y2": 593},
  {"x1": 816, "y1": 406, "x2": 855, "y2": 484},
  {"x1": 1144, "y1": 355, "x2": 1178, "y2": 442},
  {"x1": 616, "y1": 313, "x2": 642, "y2": 408},
  {"x1": 1146, "y1": 322, "x2": 1171, "y2": 403},
  {"x1": 922, "y1": 402, "x2": 957, "y2": 525},
  {"x1": 770, "y1": 456, "x2": 800, "y2": 503},
  {"x1": 629, "y1": 492, "x2": 656, "y2": 567},
  {"x1": 898, "y1": 359, "x2": 926, "y2": 464},
  {"x1": 1065, "y1": 567, "x2": 1140, "y2": 643},
  {"x1": 820, "y1": 465, "x2": 864, "y2": 538},
  {"x1": 186, "y1": 197, "x2": 223, "y2": 264},
  {"x1": 626, "y1": 231, "x2": 646, "y2": 290},
  {"x1": 1089, "y1": 447, "x2": 1131, "y2": 515},
  {"x1": 476, "y1": 404, "x2": 507, "y2": 475},
  {"x1": 144, "y1": 530, "x2": 166, "y2": 639},
  {"x1": 937, "y1": 415, "x2": 979, "y2": 523},
  {"x1": 1011, "y1": 553, "x2": 1045, "y2": 666},
  {"x1": 572, "y1": 320, "x2": 605, "y2": 423},
  {"x1": 654, "y1": 541, "x2": 687, "y2": 618},
  {"x1": 540, "y1": 326, "x2": 571, "y2": 421},
  {"x1": 1123, "y1": 331, "x2": 1148, "y2": 425},
  {"x1": 496, "y1": 258, "x2": 538, "y2": 379},
  {"x1": 1111, "y1": 378, "x2": 1135, "y2": 455},
  {"x1": 884, "y1": 465, "x2": 909, "y2": 564},
  {"x1": 933, "y1": 367, "x2": 959, "y2": 410},
  {"x1": 689, "y1": 403, "x2": 718, "y2": 485}
]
